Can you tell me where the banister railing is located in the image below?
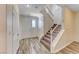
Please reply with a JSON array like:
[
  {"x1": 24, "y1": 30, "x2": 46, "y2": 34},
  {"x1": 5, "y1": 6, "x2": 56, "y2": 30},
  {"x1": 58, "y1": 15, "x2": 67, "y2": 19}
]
[
  {"x1": 46, "y1": 6, "x2": 54, "y2": 16},
  {"x1": 45, "y1": 6, "x2": 54, "y2": 21},
  {"x1": 50, "y1": 25, "x2": 58, "y2": 35},
  {"x1": 50, "y1": 24, "x2": 58, "y2": 52}
]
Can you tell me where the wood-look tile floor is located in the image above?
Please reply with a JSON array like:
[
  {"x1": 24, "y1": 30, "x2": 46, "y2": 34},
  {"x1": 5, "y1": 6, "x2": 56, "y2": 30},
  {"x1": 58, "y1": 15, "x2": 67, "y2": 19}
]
[
  {"x1": 18, "y1": 38, "x2": 79, "y2": 54},
  {"x1": 57, "y1": 41, "x2": 79, "y2": 54},
  {"x1": 29, "y1": 38, "x2": 50, "y2": 54},
  {"x1": 18, "y1": 38, "x2": 50, "y2": 54}
]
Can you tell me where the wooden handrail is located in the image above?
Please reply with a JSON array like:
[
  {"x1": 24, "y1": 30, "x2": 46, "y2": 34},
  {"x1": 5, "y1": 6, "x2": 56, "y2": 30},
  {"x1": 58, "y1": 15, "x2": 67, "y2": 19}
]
[
  {"x1": 46, "y1": 6, "x2": 54, "y2": 16},
  {"x1": 50, "y1": 24, "x2": 58, "y2": 52},
  {"x1": 45, "y1": 6, "x2": 54, "y2": 20},
  {"x1": 50, "y1": 25, "x2": 58, "y2": 35}
]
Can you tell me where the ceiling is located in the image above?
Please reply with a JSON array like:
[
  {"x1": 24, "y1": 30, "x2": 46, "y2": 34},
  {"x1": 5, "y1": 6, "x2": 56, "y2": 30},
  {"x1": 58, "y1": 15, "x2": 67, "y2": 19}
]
[
  {"x1": 18, "y1": 4, "x2": 79, "y2": 16},
  {"x1": 67, "y1": 4, "x2": 79, "y2": 12},
  {"x1": 60, "y1": 4, "x2": 79, "y2": 12},
  {"x1": 18, "y1": 4, "x2": 46, "y2": 15}
]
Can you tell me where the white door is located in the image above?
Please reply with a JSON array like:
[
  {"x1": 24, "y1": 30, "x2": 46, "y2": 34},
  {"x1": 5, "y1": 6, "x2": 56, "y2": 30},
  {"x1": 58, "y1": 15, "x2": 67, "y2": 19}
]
[
  {"x1": 12, "y1": 5, "x2": 20, "y2": 54},
  {"x1": 7, "y1": 5, "x2": 20, "y2": 54},
  {"x1": 7, "y1": 5, "x2": 13, "y2": 54}
]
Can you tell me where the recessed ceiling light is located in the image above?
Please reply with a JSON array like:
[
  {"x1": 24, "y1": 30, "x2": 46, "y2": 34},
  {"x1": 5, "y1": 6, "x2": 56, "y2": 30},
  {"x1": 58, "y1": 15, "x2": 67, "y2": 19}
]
[{"x1": 26, "y1": 4, "x2": 30, "y2": 7}]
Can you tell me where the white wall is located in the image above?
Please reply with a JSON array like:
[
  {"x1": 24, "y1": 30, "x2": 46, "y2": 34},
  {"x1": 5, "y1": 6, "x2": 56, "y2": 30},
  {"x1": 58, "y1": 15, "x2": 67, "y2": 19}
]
[
  {"x1": 41, "y1": 9, "x2": 54, "y2": 34},
  {"x1": 53, "y1": 7, "x2": 75, "y2": 53},
  {"x1": 20, "y1": 15, "x2": 43, "y2": 39},
  {"x1": 48, "y1": 5, "x2": 63, "y2": 24}
]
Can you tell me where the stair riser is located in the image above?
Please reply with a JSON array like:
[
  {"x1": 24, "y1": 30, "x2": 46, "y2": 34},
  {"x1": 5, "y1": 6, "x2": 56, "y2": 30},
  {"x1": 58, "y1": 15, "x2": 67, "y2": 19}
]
[
  {"x1": 45, "y1": 35, "x2": 50, "y2": 39},
  {"x1": 43, "y1": 38, "x2": 50, "y2": 44},
  {"x1": 40, "y1": 24, "x2": 61, "y2": 53}
]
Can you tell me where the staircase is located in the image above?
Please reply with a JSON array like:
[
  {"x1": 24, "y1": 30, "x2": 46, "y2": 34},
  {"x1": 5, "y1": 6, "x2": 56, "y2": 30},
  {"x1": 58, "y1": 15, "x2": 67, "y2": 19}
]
[
  {"x1": 17, "y1": 6, "x2": 63, "y2": 54},
  {"x1": 40, "y1": 24, "x2": 61, "y2": 52}
]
